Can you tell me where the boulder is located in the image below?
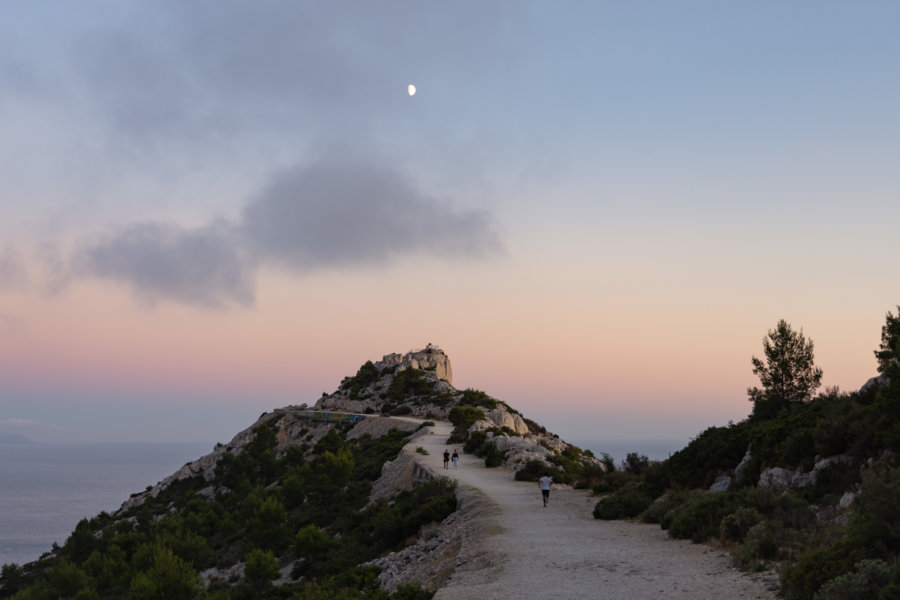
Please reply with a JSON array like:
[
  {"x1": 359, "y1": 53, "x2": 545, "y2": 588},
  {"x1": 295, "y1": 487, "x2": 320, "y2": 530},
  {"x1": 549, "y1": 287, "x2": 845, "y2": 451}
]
[
  {"x1": 759, "y1": 467, "x2": 814, "y2": 491},
  {"x1": 734, "y1": 446, "x2": 752, "y2": 481},
  {"x1": 813, "y1": 454, "x2": 852, "y2": 472},
  {"x1": 709, "y1": 474, "x2": 732, "y2": 494},
  {"x1": 839, "y1": 491, "x2": 856, "y2": 509},
  {"x1": 484, "y1": 408, "x2": 530, "y2": 435}
]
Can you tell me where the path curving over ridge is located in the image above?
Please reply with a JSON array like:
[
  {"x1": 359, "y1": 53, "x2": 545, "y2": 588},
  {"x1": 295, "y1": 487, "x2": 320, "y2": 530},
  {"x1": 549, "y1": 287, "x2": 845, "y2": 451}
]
[{"x1": 408, "y1": 421, "x2": 778, "y2": 600}]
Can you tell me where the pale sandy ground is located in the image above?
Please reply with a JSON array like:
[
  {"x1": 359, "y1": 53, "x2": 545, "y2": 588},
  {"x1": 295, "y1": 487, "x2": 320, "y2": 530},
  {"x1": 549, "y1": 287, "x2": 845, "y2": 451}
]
[{"x1": 409, "y1": 422, "x2": 779, "y2": 600}]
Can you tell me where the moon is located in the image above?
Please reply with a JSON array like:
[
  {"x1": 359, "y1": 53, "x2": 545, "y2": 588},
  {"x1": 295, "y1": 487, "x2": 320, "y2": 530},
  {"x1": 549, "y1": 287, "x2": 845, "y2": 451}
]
[{"x1": 408, "y1": 84, "x2": 416, "y2": 96}]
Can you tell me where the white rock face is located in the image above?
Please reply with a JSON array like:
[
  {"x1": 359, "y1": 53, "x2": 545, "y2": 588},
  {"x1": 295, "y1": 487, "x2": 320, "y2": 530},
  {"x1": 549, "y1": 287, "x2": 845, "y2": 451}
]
[
  {"x1": 758, "y1": 454, "x2": 855, "y2": 492},
  {"x1": 759, "y1": 467, "x2": 814, "y2": 491},
  {"x1": 734, "y1": 446, "x2": 752, "y2": 481},
  {"x1": 484, "y1": 408, "x2": 530, "y2": 435},
  {"x1": 839, "y1": 491, "x2": 856, "y2": 509},
  {"x1": 375, "y1": 345, "x2": 453, "y2": 384},
  {"x1": 709, "y1": 473, "x2": 732, "y2": 494}
]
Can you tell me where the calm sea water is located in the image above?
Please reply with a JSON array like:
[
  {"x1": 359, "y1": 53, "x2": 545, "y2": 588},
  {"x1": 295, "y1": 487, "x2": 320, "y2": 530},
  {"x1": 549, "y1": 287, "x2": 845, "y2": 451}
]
[
  {"x1": 570, "y1": 439, "x2": 687, "y2": 465},
  {"x1": 0, "y1": 442, "x2": 212, "y2": 567}
]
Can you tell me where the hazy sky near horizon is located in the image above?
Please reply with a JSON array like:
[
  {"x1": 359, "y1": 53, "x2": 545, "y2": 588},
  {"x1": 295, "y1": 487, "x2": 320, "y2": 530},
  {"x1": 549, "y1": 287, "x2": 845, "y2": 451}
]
[{"x1": 2, "y1": 2, "x2": 899, "y2": 446}]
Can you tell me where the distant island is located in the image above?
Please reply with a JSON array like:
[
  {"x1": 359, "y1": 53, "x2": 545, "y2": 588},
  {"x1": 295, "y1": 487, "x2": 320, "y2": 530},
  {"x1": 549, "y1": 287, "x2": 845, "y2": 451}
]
[{"x1": 0, "y1": 432, "x2": 33, "y2": 444}]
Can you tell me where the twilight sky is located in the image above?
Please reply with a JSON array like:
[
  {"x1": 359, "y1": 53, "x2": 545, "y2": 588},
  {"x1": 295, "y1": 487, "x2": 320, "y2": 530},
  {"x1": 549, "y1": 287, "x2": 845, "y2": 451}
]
[{"x1": 2, "y1": 2, "x2": 899, "y2": 448}]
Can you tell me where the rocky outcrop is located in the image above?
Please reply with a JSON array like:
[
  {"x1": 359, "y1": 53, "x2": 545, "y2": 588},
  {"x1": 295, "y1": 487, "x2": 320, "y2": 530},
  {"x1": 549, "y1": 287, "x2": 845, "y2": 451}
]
[
  {"x1": 115, "y1": 407, "x2": 415, "y2": 514},
  {"x1": 709, "y1": 473, "x2": 732, "y2": 494},
  {"x1": 734, "y1": 446, "x2": 753, "y2": 481},
  {"x1": 376, "y1": 344, "x2": 453, "y2": 385},
  {"x1": 369, "y1": 439, "x2": 434, "y2": 504},
  {"x1": 481, "y1": 407, "x2": 530, "y2": 435},
  {"x1": 367, "y1": 481, "x2": 498, "y2": 593},
  {"x1": 758, "y1": 454, "x2": 853, "y2": 492}
]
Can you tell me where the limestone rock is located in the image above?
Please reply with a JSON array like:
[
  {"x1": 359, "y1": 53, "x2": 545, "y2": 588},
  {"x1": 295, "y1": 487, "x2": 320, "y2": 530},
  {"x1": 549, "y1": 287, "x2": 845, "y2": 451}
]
[
  {"x1": 813, "y1": 454, "x2": 852, "y2": 472},
  {"x1": 839, "y1": 491, "x2": 856, "y2": 509},
  {"x1": 375, "y1": 344, "x2": 453, "y2": 385},
  {"x1": 734, "y1": 446, "x2": 752, "y2": 481},
  {"x1": 483, "y1": 408, "x2": 530, "y2": 435},
  {"x1": 860, "y1": 374, "x2": 889, "y2": 394},
  {"x1": 758, "y1": 467, "x2": 814, "y2": 491},
  {"x1": 709, "y1": 473, "x2": 732, "y2": 494}
]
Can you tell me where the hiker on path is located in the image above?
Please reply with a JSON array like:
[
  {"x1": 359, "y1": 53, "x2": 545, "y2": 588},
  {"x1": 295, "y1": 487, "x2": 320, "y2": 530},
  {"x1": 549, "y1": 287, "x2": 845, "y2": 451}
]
[
  {"x1": 538, "y1": 474, "x2": 553, "y2": 507},
  {"x1": 452, "y1": 449, "x2": 459, "y2": 469},
  {"x1": 443, "y1": 449, "x2": 450, "y2": 469}
]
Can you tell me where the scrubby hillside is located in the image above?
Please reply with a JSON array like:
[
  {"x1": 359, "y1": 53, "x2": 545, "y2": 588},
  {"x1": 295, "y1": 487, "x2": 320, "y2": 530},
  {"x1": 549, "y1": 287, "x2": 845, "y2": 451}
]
[
  {"x1": 0, "y1": 344, "x2": 600, "y2": 600},
  {"x1": 316, "y1": 345, "x2": 605, "y2": 483},
  {"x1": 590, "y1": 308, "x2": 900, "y2": 600}
]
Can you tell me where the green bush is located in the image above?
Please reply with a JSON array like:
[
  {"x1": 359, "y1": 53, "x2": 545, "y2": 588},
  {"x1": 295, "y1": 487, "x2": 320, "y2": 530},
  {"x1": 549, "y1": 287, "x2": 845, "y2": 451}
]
[
  {"x1": 665, "y1": 492, "x2": 739, "y2": 542},
  {"x1": 464, "y1": 430, "x2": 488, "y2": 454},
  {"x1": 640, "y1": 489, "x2": 690, "y2": 525},
  {"x1": 347, "y1": 360, "x2": 380, "y2": 399},
  {"x1": 593, "y1": 482, "x2": 654, "y2": 520},
  {"x1": 781, "y1": 542, "x2": 867, "y2": 600},
  {"x1": 447, "y1": 406, "x2": 485, "y2": 444},
  {"x1": 388, "y1": 369, "x2": 434, "y2": 399},
  {"x1": 458, "y1": 389, "x2": 498, "y2": 409},
  {"x1": 719, "y1": 507, "x2": 763, "y2": 542},
  {"x1": 816, "y1": 559, "x2": 893, "y2": 600},
  {"x1": 514, "y1": 459, "x2": 568, "y2": 484},
  {"x1": 483, "y1": 445, "x2": 505, "y2": 468},
  {"x1": 666, "y1": 423, "x2": 750, "y2": 489}
]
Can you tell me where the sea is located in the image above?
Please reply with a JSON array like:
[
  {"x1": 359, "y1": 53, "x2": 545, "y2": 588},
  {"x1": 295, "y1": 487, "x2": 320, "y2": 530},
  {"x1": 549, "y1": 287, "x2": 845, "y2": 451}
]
[
  {"x1": 0, "y1": 441, "x2": 213, "y2": 567},
  {"x1": 570, "y1": 439, "x2": 687, "y2": 465}
]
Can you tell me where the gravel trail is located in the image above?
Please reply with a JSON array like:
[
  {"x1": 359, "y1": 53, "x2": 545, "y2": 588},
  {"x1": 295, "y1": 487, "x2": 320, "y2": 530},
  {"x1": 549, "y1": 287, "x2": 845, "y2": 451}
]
[{"x1": 409, "y1": 422, "x2": 778, "y2": 600}]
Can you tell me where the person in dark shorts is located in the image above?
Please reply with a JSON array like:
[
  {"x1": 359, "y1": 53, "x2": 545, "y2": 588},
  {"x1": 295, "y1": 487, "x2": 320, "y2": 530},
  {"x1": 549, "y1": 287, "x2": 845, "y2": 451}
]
[
  {"x1": 538, "y1": 474, "x2": 553, "y2": 506},
  {"x1": 443, "y1": 449, "x2": 450, "y2": 469}
]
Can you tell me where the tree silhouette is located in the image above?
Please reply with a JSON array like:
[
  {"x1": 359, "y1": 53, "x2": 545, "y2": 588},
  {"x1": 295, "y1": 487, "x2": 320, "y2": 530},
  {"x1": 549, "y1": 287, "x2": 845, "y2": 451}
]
[{"x1": 748, "y1": 319, "x2": 823, "y2": 419}]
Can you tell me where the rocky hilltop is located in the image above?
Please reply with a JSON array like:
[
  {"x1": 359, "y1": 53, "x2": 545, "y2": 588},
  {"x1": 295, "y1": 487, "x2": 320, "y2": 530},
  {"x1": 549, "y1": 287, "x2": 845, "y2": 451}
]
[
  {"x1": 0, "y1": 345, "x2": 607, "y2": 600},
  {"x1": 120, "y1": 344, "x2": 601, "y2": 514},
  {"x1": 316, "y1": 344, "x2": 602, "y2": 473}
]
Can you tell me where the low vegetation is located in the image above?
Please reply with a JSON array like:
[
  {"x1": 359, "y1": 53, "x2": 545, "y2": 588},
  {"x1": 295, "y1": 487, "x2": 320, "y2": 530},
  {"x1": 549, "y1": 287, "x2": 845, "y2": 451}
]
[
  {"x1": 1, "y1": 424, "x2": 454, "y2": 600},
  {"x1": 590, "y1": 307, "x2": 900, "y2": 599}
]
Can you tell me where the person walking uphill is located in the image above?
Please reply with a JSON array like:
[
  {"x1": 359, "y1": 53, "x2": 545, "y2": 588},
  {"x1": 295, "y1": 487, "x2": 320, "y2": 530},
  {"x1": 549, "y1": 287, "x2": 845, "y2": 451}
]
[
  {"x1": 452, "y1": 449, "x2": 459, "y2": 469},
  {"x1": 538, "y1": 474, "x2": 553, "y2": 507},
  {"x1": 443, "y1": 449, "x2": 450, "y2": 469}
]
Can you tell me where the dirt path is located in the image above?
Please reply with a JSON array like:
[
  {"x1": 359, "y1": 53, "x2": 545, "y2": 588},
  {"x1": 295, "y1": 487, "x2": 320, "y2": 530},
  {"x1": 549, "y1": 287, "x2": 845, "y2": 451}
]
[{"x1": 408, "y1": 422, "x2": 778, "y2": 600}]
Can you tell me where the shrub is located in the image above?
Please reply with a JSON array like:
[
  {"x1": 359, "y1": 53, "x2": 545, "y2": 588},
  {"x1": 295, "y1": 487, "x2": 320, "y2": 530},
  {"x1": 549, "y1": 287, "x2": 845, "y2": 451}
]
[
  {"x1": 464, "y1": 430, "x2": 488, "y2": 454},
  {"x1": 641, "y1": 490, "x2": 690, "y2": 525},
  {"x1": 816, "y1": 559, "x2": 893, "y2": 600},
  {"x1": 448, "y1": 406, "x2": 485, "y2": 444},
  {"x1": 243, "y1": 548, "x2": 279, "y2": 588},
  {"x1": 720, "y1": 507, "x2": 763, "y2": 542},
  {"x1": 388, "y1": 369, "x2": 434, "y2": 399},
  {"x1": 593, "y1": 482, "x2": 654, "y2": 520},
  {"x1": 665, "y1": 492, "x2": 739, "y2": 542},
  {"x1": 666, "y1": 423, "x2": 750, "y2": 489},
  {"x1": 483, "y1": 445, "x2": 505, "y2": 468},
  {"x1": 458, "y1": 389, "x2": 498, "y2": 410},
  {"x1": 574, "y1": 463, "x2": 608, "y2": 490},
  {"x1": 781, "y1": 542, "x2": 868, "y2": 600},
  {"x1": 514, "y1": 459, "x2": 567, "y2": 484},
  {"x1": 621, "y1": 452, "x2": 650, "y2": 475}
]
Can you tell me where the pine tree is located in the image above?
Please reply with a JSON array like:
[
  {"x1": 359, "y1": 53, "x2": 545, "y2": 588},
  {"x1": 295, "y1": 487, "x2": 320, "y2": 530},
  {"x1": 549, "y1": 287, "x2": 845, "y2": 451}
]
[{"x1": 748, "y1": 319, "x2": 823, "y2": 419}]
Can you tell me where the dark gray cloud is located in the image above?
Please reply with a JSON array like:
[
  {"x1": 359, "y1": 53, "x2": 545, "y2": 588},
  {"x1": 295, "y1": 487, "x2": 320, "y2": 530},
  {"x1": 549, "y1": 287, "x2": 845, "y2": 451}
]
[
  {"x1": 53, "y1": 1, "x2": 518, "y2": 149},
  {"x1": 0, "y1": 246, "x2": 28, "y2": 290},
  {"x1": 77, "y1": 158, "x2": 502, "y2": 309},
  {"x1": 241, "y1": 158, "x2": 502, "y2": 270},
  {"x1": 79, "y1": 221, "x2": 255, "y2": 309}
]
